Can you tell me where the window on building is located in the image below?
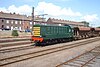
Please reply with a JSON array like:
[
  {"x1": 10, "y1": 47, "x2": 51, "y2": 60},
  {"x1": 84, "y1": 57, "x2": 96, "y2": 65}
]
[
  {"x1": 1, "y1": 25, "x2": 4, "y2": 30},
  {"x1": 6, "y1": 26, "x2": 9, "y2": 29},
  {"x1": 59, "y1": 24, "x2": 61, "y2": 26},
  {"x1": 14, "y1": 27, "x2": 18, "y2": 30},
  {"x1": 19, "y1": 27, "x2": 22, "y2": 30},
  {"x1": 30, "y1": 27, "x2": 32, "y2": 29},
  {"x1": 30, "y1": 22, "x2": 32, "y2": 25},
  {"x1": 6, "y1": 20, "x2": 9, "y2": 23},
  {"x1": 20, "y1": 21, "x2": 21, "y2": 24},
  {"x1": 11, "y1": 26, "x2": 13, "y2": 30},
  {"x1": 2, "y1": 19, "x2": 4, "y2": 22},
  {"x1": 11, "y1": 20, "x2": 13, "y2": 24},
  {"x1": 34, "y1": 22, "x2": 36, "y2": 25},
  {"x1": 15, "y1": 21, "x2": 18, "y2": 24}
]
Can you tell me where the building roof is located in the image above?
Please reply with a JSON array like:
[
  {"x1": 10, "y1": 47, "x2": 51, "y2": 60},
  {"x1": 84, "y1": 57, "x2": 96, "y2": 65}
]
[
  {"x1": 0, "y1": 12, "x2": 28, "y2": 20},
  {"x1": 0, "y1": 11, "x2": 46, "y2": 22},
  {"x1": 28, "y1": 16, "x2": 46, "y2": 22},
  {"x1": 47, "y1": 18, "x2": 85, "y2": 26}
]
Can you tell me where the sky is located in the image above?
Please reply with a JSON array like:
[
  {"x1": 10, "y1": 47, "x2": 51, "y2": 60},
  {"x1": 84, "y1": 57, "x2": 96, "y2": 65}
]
[{"x1": 0, "y1": 0, "x2": 100, "y2": 27}]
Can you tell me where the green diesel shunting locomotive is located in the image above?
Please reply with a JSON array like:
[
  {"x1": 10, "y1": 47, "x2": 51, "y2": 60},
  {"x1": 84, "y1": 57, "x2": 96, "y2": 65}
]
[{"x1": 32, "y1": 24, "x2": 74, "y2": 46}]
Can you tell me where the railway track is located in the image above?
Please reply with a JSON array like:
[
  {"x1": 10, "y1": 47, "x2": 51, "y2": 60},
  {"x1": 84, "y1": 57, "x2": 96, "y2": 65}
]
[
  {"x1": 0, "y1": 37, "x2": 99, "y2": 53},
  {"x1": 0, "y1": 40, "x2": 32, "y2": 48},
  {"x1": 0, "y1": 37, "x2": 32, "y2": 48},
  {"x1": 0, "y1": 37, "x2": 34, "y2": 53},
  {"x1": 0, "y1": 38, "x2": 30, "y2": 43},
  {"x1": 0, "y1": 37, "x2": 100, "y2": 66},
  {"x1": 0, "y1": 45, "x2": 35, "y2": 53},
  {"x1": 56, "y1": 46, "x2": 100, "y2": 67}
]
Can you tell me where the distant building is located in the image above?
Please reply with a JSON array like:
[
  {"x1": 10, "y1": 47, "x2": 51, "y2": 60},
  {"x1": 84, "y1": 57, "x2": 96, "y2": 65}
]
[
  {"x1": 0, "y1": 12, "x2": 89, "y2": 32},
  {"x1": 0, "y1": 11, "x2": 45, "y2": 31},
  {"x1": 47, "y1": 18, "x2": 89, "y2": 27}
]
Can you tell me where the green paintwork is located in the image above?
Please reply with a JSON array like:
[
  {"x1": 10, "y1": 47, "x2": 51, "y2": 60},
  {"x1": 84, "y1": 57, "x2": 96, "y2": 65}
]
[{"x1": 33, "y1": 25, "x2": 74, "y2": 40}]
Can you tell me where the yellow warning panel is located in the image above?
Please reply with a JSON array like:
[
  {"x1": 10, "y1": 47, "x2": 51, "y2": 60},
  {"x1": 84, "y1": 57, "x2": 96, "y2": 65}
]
[
  {"x1": 34, "y1": 34, "x2": 40, "y2": 36},
  {"x1": 34, "y1": 31, "x2": 40, "y2": 33},
  {"x1": 33, "y1": 32, "x2": 40, "y2": 34},
  {"x1": 33, "y1": 27, "x2": 40, "y2": 36},
  {"x1": 33, "y1": 27, "x2": 40, "y2": 29},
  {"x1": 33, "y1": 29, "x2": 40, "y2": 31}
]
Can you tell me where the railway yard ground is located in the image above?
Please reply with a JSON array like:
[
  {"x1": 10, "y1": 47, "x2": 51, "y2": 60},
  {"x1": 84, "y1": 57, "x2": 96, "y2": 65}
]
[{"x1": 0, "y1": 37, "x2": 100, "y2": 67}]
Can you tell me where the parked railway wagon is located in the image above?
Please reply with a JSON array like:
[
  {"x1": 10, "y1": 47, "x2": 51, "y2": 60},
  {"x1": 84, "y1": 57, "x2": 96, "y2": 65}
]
[
  {"x1": 91, "y1": 28, "x2": 100, "y2": 36},
  {"x1": 31, "y1": 25, "x2": 74, "y2": 46},
  {"x1": 73, "y1": 27, "x2": 100, "y2": 39},
  {"x1": 73, "y1": 27, "x2": 92, "y2": 39}
]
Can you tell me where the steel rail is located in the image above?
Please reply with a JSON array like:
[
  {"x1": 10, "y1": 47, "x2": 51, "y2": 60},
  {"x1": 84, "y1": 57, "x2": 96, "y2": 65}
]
[
  {"x1": 56, "y1": 46, "x2": 100, "y2": 67},
  {"x1": 0, "y1": 38, "x2": 30, "y2": 43},
  {"x1": 0, "y1": 45, "x2": 35, "y2": 53}
]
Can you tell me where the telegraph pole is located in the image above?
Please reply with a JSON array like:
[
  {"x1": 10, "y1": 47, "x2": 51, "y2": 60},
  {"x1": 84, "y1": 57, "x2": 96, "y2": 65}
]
[
  {"x1": 31, "y1": 7, "x2": 34, "y2": 36},
  {"x1": 32, "y1": 7, "x2": 34, "y2": 25}
]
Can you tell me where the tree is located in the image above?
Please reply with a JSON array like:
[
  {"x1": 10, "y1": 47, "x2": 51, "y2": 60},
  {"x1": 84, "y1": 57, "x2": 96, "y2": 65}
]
[
  {"x1": 81, "y1": 21, "x2": 89, "y2": 27},
  {"x1": 12, "y1": 30, "x2": 19, "y2": 36}
]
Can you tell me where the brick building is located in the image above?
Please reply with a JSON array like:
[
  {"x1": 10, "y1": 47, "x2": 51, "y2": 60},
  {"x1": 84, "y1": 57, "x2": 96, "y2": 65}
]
[
  {"x1": 0, "y1": 12, "x2": 45, "y2": 31},
  {"x1": 0, "y1": 12, "x2": 89, "y2": 32},
  {"x1": 47, "y1": 18, "x2": 89, "y2": 27}
]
